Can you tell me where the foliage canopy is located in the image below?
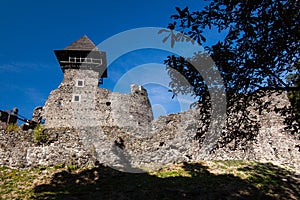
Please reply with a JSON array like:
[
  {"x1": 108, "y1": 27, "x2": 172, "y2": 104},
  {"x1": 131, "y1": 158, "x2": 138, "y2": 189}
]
[{"x1": 162, "y1": 0, "x2": 300, "y2": 142}]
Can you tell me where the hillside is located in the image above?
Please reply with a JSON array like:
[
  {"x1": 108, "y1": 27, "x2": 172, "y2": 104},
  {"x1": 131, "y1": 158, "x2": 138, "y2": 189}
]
[{"x1": 1, "y1": 160, "x2": 299, "y2": 200}]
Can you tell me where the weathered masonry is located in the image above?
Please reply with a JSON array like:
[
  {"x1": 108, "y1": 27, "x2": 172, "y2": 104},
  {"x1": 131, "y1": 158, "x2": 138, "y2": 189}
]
[
  {"x1": 43, "y1": 36, "x2": 153, "y2": 128},
  {"x1": 24, "y1": 35, "x2": 298, "y2": 173}
]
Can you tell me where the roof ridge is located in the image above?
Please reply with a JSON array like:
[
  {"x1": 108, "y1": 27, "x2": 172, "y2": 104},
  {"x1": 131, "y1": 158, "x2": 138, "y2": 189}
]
[{"x1": 64, "y1": 35, "x2": 99, "y2": 51}]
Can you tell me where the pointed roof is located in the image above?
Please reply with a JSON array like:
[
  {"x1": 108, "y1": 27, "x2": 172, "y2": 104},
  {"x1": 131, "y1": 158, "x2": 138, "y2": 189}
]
[{"x1": 64, "y1": 35, "x2": 99, "y2": 51}]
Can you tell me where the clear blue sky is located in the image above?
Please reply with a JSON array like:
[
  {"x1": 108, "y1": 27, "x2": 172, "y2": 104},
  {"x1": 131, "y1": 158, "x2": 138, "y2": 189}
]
[{"x1": 0, "y1": 0, "x2": 222, "y2": 120}]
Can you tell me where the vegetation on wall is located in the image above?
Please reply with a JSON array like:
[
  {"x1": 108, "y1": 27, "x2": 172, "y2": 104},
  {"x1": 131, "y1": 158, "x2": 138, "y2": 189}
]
[
  {"x1": 33, "y1": 125, "x2": 47, "y2": 144},
  {"x1": 6, "y1": 123, "x2": 19, "y2": 132}
]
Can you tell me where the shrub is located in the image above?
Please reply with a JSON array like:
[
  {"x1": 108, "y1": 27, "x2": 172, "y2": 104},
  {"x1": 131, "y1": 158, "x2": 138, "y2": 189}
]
[
  {"x1": 6, "y1": 123, "x2": 19, "y2": 132},
  {"x1": 66, "y1": 163, "x2": 79, "y2": 172},
  {"x1": 53, "y1": 163, "x2": 64, "y2": 169},
  {"x1": 33, "y1": 125, "x2": 47, "y2": 144}
]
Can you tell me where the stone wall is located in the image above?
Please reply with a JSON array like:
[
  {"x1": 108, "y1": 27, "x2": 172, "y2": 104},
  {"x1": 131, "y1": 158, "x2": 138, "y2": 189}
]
[
  {"x1": 0, "y1": 128, "x2": 94, "y2": 168},
  {"x1": 76, "y1": 91, "x2": 299, "y2": 172},
  {"x1": 43, "y1": 69, "x2": 153, "y2": 130},
  {"x1": 1, "y1": 91, "x2": 299, "y2": 173}
]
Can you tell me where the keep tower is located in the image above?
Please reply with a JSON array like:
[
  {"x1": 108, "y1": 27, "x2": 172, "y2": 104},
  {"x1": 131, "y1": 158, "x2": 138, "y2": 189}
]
[
  {"x1": 43, "y1": 36, "x2": 108, "y2": 127},
  {"x1": 43, "y1": 36, "x2": 153, "y2": 129}
]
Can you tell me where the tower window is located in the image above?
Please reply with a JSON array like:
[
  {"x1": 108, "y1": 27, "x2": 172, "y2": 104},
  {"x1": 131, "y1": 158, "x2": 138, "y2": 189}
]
[
  {"x1": 69, "y1": 57, "x2": 75, "y2": 62},
  {"x1": 72, "y1": 95, "x2": 81, "y2": 102},
  {"x1": 67, "y1": 57, "x2": 102, "y2": 64},
  {"x1": 76, "y1": 80, "x2": 84, "y2": 87}
]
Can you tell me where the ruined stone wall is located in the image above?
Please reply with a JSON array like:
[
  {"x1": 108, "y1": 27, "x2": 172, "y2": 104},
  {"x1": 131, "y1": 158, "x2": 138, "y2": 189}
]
[
  {"x1": 43, "y1": 69, "x2": 153, "y2": 129},
  {"x1": 1, "y1": 91, "x2": 299, "y2": 173},
  {"x1": 80, "y1": 91, "x2": 299, "y2": 172},
  {"x1": 0, "y1": 128, "x2": 94, "y2": 168},
  {"x1": 108, "y1": 84, "x2": 153, "y2": 130}
]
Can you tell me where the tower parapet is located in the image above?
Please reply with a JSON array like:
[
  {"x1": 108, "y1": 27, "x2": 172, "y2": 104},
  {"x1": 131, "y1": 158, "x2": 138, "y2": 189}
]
[{"x1": 54, "y1": 35, "x2": 107, "y2": 86}]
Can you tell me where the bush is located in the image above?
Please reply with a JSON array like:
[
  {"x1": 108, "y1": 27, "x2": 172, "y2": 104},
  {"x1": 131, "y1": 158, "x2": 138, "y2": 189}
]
[
  {"x1": 6, "y1": 123, "x2": 19, "y2": 132},
  {"x1": 33, "y1": 125, "x2": 47, "y2": 144},
  {"x1": 66, "y1": 163, "x2": 79, "y2": 172}
]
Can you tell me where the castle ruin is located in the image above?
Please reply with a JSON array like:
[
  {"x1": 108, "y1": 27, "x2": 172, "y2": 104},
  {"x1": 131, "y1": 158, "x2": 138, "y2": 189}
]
[
  {"x1": 0, "y1": 36, "x2": 299, "y2": 173},
  {"x1": 43, "y1": 35, "x2": 153, "y2": 129}
]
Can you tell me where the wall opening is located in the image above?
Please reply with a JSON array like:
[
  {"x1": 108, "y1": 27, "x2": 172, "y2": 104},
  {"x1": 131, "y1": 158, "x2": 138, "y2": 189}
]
[
  {"x1": 76, "y1": 80, "x2": 85, "y2": 87},
  {"x1": 72, "y1": 95, "x2": 81, "y2": 102}
]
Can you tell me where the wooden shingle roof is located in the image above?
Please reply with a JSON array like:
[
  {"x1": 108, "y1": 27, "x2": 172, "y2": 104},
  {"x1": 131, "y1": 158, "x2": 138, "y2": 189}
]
[{"x1": 64, "y1": 35, "x2": 99, "y2": 51}]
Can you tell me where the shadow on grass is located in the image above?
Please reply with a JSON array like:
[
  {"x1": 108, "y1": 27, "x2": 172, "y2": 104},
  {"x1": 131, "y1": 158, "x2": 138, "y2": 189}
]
[
  {"x1": 237, "y1": 162, "x2": 300, "y2": 199},
  {"x1": 33, "y1": 162, "x2": 299, "y2": 200}
]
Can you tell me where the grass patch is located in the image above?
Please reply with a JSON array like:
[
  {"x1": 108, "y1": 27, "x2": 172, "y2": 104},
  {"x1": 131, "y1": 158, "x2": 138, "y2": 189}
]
[
  {"x1": 0, "y1": 167, "x2": 38, "y2": 199},
  {"x1": 0, "y1": 161, "x2": 299, "y2": 200}
]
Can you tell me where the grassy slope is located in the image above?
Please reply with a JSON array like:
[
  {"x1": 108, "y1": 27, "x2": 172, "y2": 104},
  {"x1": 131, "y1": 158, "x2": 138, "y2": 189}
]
[{"x1": 0, "y1": 161, "x2": 299, "y2": 200}]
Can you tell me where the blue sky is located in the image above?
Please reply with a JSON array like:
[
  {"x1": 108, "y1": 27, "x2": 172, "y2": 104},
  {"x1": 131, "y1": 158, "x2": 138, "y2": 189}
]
[{"x1": 0, "y1": 0, "x2": 222, "y2": 120}]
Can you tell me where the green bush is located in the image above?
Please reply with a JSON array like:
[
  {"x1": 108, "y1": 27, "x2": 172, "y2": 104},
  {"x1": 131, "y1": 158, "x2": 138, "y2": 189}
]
[
  {"x1": 53, "y1": 163, "x2": 64, "y2": 169},
  {"x1": 66, "y1": 164, "x2": 79, "y2": 172},
  {"x1": 33, "y1": 125, "x2": 47, "y2": 144},
  {"x1": 6, "y1": 123, "x2": 19, "y2": 132},
  {"x1": 66, "y1": 155, "x2": 79, "y2": 172}
]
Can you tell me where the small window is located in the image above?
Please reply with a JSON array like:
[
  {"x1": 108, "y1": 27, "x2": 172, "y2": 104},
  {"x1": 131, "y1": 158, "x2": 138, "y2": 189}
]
[
  {"x1": 72, "y1": 95, "x2": 81, "y2": 102},
  {"x1": 69, "y1": 57, "x2": 75, "y2": 62},
  {"x1": 75, "y1": 57, "x2": 81, "y2": 63},
  {"x1": 76, "y1": 80, "x2": 84, "y2": 87}
]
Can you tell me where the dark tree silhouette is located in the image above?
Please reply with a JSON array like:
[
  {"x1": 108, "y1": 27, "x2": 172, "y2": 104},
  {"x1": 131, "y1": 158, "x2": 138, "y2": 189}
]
[
  {"x1": 288, "y1": 62, "x2": 300, "y2": 123},
  {"x1": 161, "y1": 0, "x2": 300, "y2": 145}
]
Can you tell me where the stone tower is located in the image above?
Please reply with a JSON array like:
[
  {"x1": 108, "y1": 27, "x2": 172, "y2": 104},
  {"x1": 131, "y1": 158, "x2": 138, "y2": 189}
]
[{"x1": 43, "y1": 36, "x2": 153, "y2": 129}]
